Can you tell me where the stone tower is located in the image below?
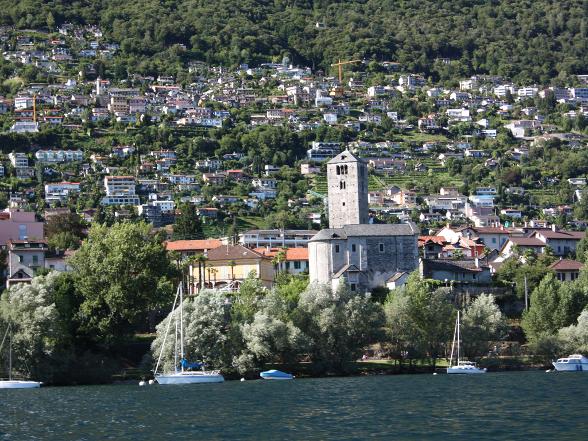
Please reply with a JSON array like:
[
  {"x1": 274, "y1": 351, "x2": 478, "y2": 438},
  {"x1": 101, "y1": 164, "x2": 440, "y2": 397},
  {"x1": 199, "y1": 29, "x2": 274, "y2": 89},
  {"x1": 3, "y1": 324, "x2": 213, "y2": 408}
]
[{"x1": 327, "y1": 150, "x2": 369, "y2": 228}]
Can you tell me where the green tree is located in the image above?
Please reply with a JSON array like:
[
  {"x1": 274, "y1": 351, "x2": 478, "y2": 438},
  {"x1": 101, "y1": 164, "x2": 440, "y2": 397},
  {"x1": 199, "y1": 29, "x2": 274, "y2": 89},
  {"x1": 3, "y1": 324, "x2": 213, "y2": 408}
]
[
  {"x1": 293, "y1": 282, "x2": 385, "y2": 373},
  {"x1": 0, "y1": 273, "x2": 72, "y2": 382},
  {"x1": 461, "y1": 294, "x2": 507, "y2": 358},
  {"x1": 151, "y1": 289, "x2": 234, "y2": 371},
  {"x1": 404, "y1": 273, "x2": 454, "y2": 368},
  {"x1": 522, "y1": 273, "x2": 562, "y2": 341},
  {"x1": 172, "y1": 204, "x2": 204, "y2": 240},
  {"x1": 69, "y1": 222, "x2": 175, "y2": 345}
]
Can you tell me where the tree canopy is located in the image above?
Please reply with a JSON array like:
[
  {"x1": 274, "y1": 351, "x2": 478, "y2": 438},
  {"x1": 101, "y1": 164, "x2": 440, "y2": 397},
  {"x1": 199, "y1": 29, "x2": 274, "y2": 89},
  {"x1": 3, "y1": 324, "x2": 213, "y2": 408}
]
[
  {"x1": 0, "y1": 1, "x2": 586, "y2": 83},
  {"x1": 69, "y1": 222, "x2": 175, "y2": 345}
]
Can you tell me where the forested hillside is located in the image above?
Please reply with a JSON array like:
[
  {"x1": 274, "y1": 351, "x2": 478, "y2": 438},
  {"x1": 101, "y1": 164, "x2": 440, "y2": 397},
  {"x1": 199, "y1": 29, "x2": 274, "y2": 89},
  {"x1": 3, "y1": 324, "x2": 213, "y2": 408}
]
[{"x1": 0, "y1": 0, "x2": 586, "y2": 82}]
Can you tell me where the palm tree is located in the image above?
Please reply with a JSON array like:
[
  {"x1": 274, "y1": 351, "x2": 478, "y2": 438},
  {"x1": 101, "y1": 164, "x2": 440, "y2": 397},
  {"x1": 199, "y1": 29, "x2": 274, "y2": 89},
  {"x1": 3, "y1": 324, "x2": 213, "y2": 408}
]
[
  {"x1": 228, "y1": 260, "x2": 237, "y2": 281},
  {"x1": 272, "y1": 248, "x2": 287, "y2": 279},
  {"x1": 184, "y1": 255, "x2": 199, "y2": 295},
  {"x1": 196, "y1": 253, "x2": 208, "y2": 290},
  {"x1": 209, "y1": 267, "x2": 218, "y2": 287}
]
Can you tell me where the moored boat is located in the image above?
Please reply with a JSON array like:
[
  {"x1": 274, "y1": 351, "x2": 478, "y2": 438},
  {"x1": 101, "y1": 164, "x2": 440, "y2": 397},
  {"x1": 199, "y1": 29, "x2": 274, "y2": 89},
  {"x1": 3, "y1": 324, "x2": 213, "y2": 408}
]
[
  {"x1": 447, "y1": 311, "x2": 487, "y2": 375},
  {"x1": 553, "y1": 354, "x2": 588, "y2": 372},
  {"x1": 0, "y1": 324, "x2": 41, "y2": 389},
  {"x1": 0, "y1": 380, "x2": 41, "y2": 389},
  {"x1": 260, "y1": 369, "x2": 294, "y2": 380},
  {"x1": 153, "y1": 283, "x2": 224, "y2": 385}
]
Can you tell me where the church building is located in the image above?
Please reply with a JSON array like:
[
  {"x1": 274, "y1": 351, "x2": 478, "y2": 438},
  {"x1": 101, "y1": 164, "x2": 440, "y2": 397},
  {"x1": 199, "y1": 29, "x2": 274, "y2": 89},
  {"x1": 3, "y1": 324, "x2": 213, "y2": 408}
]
[{"x1": 308, "y1": 150, "x2": 419, "y2": 292}]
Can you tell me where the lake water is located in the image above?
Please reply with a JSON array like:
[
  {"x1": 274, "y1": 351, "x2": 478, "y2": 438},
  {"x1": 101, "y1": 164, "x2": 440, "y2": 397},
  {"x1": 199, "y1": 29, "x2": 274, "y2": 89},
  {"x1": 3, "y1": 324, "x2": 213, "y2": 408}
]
[{"x1": 1, "y1": 371, "x2": 587, "y2": 440}]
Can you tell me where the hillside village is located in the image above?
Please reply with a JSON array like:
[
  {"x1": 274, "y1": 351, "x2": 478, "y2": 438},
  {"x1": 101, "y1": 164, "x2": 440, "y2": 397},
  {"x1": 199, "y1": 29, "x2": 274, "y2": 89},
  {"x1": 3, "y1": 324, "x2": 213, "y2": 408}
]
[{"x1": 0, "y1": 24, "x2": 588, "y2": 296}]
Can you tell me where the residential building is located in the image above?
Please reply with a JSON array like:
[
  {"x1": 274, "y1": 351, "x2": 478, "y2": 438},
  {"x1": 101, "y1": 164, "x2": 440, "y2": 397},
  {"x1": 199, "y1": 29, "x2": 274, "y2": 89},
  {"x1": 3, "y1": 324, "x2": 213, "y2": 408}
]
[
  {"x1": 9, "y1": 152, "x2": 28, "y2": 168},
  {"x1": 239, "y1": 229, "x2": 318, "y2": 248},
  {"x1": 0, "y1": 208, "x2": 44, "y2": 245},
  {"x1": 188, "y1": 244, "x2": 274, "y2": 292},
  {"x1": 254, "y1": 247, "x2": 310, "y2": 275},
  {"x1": 165, "y1": 239, "x2": 223, "y2": 260},
  {"x1": 35, "y1": 149, "x2": 83, "y2": 163},
  {"x1": 44, "y1": 182, "x2": 81, "y2": 204},
  {"x1": 102, "y1": 175, "x2": 140, "y2": 206},
  {"x1": 550, "y1": 259, "x2": 583, "y2": 282},
  {"x1": 6, "y1": 239, "x2": 48, "y2": 287},
  {"x1": 420, "y1": 258, "x2": 492, "y2": 284},
  {"x1": 530, "y1": 227, "x2": 585, "y2": 256},
  {"x1": 307, "y1": 141, "x2": 342, "y2": 162}
]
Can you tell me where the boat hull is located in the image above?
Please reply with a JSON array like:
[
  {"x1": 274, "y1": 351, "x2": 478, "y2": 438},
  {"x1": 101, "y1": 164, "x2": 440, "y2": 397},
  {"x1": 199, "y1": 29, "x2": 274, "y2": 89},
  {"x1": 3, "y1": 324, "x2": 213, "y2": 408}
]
[
  {"x1": 155, "y1": 373, "x2": 224, "y2": 384},
  {"x1": 552, "y1": 362, "x2": 588, "y2": 372},
  {"x1": 260, "y1": 369, "x2": 294, "y2": 380},
  {"x1": 0, "y1": 380, "x2": 41, "y2": 389},
  {"x1": 447, "y1": 366, "x2": 487, "y2": 374}
]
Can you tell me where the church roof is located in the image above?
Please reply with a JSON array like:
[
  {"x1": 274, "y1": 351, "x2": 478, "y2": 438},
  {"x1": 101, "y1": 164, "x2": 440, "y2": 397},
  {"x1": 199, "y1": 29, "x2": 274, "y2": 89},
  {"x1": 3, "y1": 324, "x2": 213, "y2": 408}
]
[
  {"x1": 332, "y1": 264, "x2": 364, "y2": 279},
  {"x1": 309, "y1": 223, "x2": 418, "y2": 242},
  {"x1": 327, "y1": 149, "x2": 364, "y2": 164}
]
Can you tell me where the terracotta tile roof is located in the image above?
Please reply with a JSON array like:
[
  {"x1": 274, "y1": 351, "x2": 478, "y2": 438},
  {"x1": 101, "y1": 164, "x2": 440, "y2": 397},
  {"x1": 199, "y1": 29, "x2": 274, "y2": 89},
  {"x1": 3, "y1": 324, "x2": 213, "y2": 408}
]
[
  {"x1": 533, "y1": 229, "x2": 585, "y2": 240},
  {"x1": 206, "y1": 244, "x2": 268, "y2": 261},
  {"x1": 418, "y1": 235, "x2": 446, "y2": 246},
  {"x1": 549, "y1": 259, "x2": 584, "y2": 271},
  {"x1": 253, "y1": 247, "x2": 309, "y2": 261},
  {"x1": 471, "y1": 227, "x2": 510, "y2": 234},
  {"x1": 165, "y1": 239, "x2": 222, "y2": 252},
  {"x1": 508, "y1": 237, "x2": 546, "y2": 247}
]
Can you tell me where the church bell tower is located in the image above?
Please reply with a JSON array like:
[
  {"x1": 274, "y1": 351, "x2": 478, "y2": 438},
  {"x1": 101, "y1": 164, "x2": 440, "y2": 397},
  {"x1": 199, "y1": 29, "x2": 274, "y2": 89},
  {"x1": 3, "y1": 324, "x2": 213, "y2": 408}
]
[{"x1": 326, "y1": 150, "x2": 369, "y2": 228}]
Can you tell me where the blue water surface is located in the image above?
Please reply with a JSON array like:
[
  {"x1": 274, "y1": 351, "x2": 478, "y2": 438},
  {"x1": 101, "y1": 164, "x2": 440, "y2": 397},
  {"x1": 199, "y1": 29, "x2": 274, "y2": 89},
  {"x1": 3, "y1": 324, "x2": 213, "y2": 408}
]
[{"x1": 1, "y1": 371, "x2": 586, "y2": 440}]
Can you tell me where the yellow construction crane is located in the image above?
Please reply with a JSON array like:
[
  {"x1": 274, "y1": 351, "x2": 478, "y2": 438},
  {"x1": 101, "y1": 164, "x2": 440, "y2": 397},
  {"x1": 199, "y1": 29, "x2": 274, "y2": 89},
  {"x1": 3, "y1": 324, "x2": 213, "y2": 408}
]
[{"x1": 330, "y1": 59, "x2": 361, "y2": 83}]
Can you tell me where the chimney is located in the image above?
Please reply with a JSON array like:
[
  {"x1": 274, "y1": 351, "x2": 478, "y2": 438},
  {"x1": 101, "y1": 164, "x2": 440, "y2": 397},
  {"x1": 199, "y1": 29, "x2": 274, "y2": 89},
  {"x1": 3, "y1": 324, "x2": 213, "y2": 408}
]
[
  {"x1": 475, "y1": 257, "x2": 479, "y2": 268},
  {"x1": 551, "y1": 224, "x2": 557, "y2": 232}
]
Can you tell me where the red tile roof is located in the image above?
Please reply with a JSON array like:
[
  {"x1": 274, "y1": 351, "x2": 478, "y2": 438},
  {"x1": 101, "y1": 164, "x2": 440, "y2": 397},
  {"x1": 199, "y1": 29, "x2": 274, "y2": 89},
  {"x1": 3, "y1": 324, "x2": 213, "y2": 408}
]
[
  {"x1": 254, "y1": 247, "x2": 309, "y2": 261},
  {"x1": 549, "y1": 259, "x2": 584, "y2": 271},
  {"x1": 165, "y1": 239, "x2": 222, "y2": 252},
  {"x1": 206, "y1": 244, "x2": 268, "y2": 261},
  {"x1": 508, "y1": 237, "x2": 546, "y2": 247}
]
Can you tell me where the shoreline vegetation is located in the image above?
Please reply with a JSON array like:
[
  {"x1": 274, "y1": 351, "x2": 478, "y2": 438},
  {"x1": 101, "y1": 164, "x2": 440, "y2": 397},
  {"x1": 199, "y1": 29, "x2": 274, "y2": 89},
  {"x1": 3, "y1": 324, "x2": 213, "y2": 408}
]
[{"x1": 2, "y1": 223, "x2": 588, "y2": 387}]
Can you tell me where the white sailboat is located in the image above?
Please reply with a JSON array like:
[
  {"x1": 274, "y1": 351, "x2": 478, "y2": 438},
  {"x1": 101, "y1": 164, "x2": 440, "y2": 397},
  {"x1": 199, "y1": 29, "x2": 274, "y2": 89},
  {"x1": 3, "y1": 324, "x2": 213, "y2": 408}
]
[
  {"x1": 154, "y1": 283, "x2": 224, "y2": 385},
  {"x1": 0, "y1": 323, "x2": 41, "y2": 389},
  {"x1": 447, "y1": 311, "x2": 487, "y2": 375}
]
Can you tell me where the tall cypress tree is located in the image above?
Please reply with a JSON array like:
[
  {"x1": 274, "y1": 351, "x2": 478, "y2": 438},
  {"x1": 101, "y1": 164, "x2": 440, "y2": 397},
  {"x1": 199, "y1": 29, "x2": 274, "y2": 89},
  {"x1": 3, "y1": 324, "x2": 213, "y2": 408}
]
[{"x1": 172, "y1": 204, "x2": 204, "y2": 240}]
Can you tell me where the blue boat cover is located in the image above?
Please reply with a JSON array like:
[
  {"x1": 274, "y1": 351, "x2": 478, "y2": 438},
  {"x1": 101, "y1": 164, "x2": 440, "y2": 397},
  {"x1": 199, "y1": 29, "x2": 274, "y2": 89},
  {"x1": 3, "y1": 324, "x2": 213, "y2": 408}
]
[
  {"x1": 180, "y1": 359, "x2": 203, "y2": 369},
  {"x1": 260, "y1": 369, "x2": 293, "y2": 378}
]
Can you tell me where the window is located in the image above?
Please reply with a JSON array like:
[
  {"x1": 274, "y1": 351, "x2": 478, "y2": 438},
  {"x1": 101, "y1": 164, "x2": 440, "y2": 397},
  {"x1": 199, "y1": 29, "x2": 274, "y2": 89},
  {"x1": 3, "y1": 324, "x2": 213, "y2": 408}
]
[
  {"x1": 335, "y1": 245, "x2": 340, "y2": 253},
  {"x1": 285, "y1": 262, "x2": 290, "y2": 269},
  {"x1": 340, "y1": 181, "x2": 346, "y2": 190},
  {"x1": 294, "y1": 261, "x2": 301, "y2": 270},
  {"x1": 336, "y1": 165, "x2": 341, "y2": 175},
  {"x1": 342, "y1": 202, "x2": 345, "y2": 206},
  {"x1": 352, "y1": 244, "x2": 357, "y2": 252},
  {"x1": 32, "y1": 255, "x2": 38, "y2": 265},
  {"x1": 379, "y1": 243, "x2": 384, "y2": 252},
  {"x1": 492, "y1": 238, "x2": 497, "y2": 244},
  {"x1": 350, "y1": 283, "x2": 357, "y2": 291}
]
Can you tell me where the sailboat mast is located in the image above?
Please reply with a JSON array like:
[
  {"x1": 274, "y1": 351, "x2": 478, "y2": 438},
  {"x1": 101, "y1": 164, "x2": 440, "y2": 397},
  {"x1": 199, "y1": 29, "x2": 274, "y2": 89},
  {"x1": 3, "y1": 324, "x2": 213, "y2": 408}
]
[
  {"x1": 457, "y1": 310, "x2": 460, "y2": 364},
  {"x1": 174, "y1": 320, "x2": 178, "y2": 373},
  {"x1": 449, "y1": 313, "x2": 457, "y2": 366},
  {"x1": 179, "y1": 283, "x2": 185, "y2": 372},
  {"x1": 8, "y1": 323, "x2": 12, "y2": 381}
]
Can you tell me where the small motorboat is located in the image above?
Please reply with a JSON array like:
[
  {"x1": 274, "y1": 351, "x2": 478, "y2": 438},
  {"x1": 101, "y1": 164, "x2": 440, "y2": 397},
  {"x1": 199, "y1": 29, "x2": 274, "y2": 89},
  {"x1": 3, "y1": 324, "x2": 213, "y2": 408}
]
[
  {"x1": 553, "y1": 354, "x2": 588, "y2": 372},
  {"x1": 260, "y1": 369, "x2": 294, "y2": 380},
  {"x1": 0, "y1": 380, "x2": 41, "y2": 389}
]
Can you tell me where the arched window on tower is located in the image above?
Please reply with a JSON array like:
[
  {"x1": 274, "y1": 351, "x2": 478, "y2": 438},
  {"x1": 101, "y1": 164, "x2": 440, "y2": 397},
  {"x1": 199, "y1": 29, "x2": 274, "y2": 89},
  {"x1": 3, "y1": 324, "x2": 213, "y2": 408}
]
[
  {"x1": 340, "y1": 181, "x2": 346, "y2": 190},
  {"x1": 344, "y1": 165, "x2": 348, "y2": 174},
  {"x1": 336, "y1": 165, "x2": 340, "y2": 175}
]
